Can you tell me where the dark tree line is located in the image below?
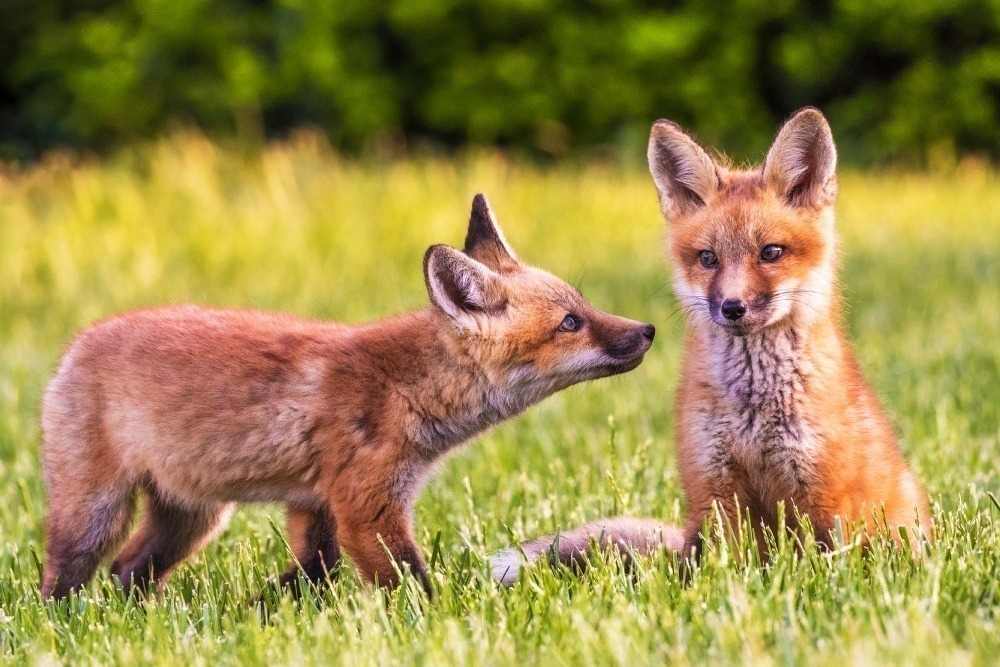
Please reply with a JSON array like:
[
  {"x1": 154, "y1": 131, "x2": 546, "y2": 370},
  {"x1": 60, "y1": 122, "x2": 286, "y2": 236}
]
[{"x1": 2, "y1": 0, "x2": 999, "y2": 162}]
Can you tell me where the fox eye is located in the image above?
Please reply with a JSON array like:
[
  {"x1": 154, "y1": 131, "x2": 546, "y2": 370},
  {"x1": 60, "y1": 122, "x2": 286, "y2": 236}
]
[
  {"x1": 558, "y1": 315, "x2": 581, "y2": 332},
  {"x1": 760, "y1": 245, "x2": 784, "y2": 262},
  {"x1": 699, "y1": 250, "x2": 718, "y2": 268}
]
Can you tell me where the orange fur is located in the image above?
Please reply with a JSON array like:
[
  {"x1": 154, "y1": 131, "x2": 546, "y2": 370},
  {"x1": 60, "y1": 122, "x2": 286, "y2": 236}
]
[
  {"x1": 495, "y1": 109, "x2": 930, "y2": 581},
  {"x1": 39, "y1": 194, "x2": 655, "y2": 599}
]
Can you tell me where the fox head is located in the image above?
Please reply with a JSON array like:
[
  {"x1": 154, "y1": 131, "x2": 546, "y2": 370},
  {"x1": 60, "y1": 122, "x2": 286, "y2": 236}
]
[
  {"x1": 648, "y1": 107, "x2": 838, "y2": 336},
  {"x1": 423, "y1": 195, "x2": 654, "y2": 403}
]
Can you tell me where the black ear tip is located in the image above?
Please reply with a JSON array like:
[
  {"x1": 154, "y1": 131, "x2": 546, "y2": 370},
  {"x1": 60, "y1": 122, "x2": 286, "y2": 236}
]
[
  {"x1": 471, "y1": 193, "x2": 489, "y2": 213},
  {"x1": 423, "y1": 243, "x2": 446, "y2": 268}
]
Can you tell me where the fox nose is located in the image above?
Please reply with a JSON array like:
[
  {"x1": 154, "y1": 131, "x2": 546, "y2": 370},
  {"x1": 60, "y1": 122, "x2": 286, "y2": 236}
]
[
  {"x1": 641, "y1": 324, "x2": 655, "y2": 342},
  {"x1": 721, "y1": 299, "x2": 747, "y2": 321}
]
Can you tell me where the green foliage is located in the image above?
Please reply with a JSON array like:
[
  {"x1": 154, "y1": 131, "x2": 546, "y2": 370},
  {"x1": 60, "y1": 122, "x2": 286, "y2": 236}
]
[
  {"x1": 3, "y1": 1, "x2": 1000, "y2": 162},
  {"x1": 0, "y1": 138, "x2": 998, "y2": 663}
]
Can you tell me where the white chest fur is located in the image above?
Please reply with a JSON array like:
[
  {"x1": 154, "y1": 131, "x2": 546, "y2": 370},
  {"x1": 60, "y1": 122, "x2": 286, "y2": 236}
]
[{"x1": 692, "y1": 325, "x2": 820, "y2": 501}]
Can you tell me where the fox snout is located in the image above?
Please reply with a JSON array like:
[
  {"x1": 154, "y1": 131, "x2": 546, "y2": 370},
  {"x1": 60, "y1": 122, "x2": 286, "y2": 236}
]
[
  {"x1": 708, "y1": 292, "x2": 773, "y2": 334},
  {"x1": 592, "y1": 316, "x2": 655, "y2": 370},
  {"x1": 720, "y1": 299, "x2": 746, "y2": 321},
  {"x1": 618, "y1": 321, "x2": 655, "y2": 356}
]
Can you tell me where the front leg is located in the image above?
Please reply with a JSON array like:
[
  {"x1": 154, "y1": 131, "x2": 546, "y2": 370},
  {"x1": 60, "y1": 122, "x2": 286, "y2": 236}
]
[
  {"x1": 681, "y1": 493, "x2": 741, "y2": 566},
  {"x1": 334, "y1": 501, "x2": 431, "y2": 597},
  {"x1": 278, "y1": 505, "x2": 341, "y2": 590}
]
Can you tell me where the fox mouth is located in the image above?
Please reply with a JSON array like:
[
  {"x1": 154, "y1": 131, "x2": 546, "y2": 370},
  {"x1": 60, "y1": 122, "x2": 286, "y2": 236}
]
[
  {"x1": 598, "y1": 347, "x2": 649, "y2": 375},
  {"x1": 543, "y1": 346, "x2": 648, "y2": 386},
  {"x1": 709, "y1": 305, "x2": 774, "y2": 336},
  {"x1": 715, "y1": 320, "x2": 752, "y2": 336},
  {"x1": 618, "y1": 356, "x2": 645, "y2": 373}
]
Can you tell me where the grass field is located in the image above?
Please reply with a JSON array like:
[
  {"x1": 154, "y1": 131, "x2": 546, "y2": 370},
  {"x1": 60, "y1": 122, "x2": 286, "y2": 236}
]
[{"x1": 0, "y1": 134, "x2": 998, "y2": 665}]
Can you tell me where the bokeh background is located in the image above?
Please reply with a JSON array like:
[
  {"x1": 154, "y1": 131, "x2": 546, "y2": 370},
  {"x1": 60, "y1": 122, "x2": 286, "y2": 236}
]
[
  {"x1": 1, "y1": 3, "x2": 999, "y2": 665},
  {"x1": 3, "y1": 0, "x2": 1000, "y2": 163}
]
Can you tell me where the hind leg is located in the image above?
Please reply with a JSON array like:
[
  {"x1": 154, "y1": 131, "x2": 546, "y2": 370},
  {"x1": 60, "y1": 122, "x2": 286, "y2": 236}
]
[
  {"x1": 278, "y1": 505, "x2": 341, "y2": 589},
  {"x1": 41, "y1": 485, "x2": 137, "y2": 599},
  {"x1": 109, "y1": 489, "x2": 233, "y2": 594}
]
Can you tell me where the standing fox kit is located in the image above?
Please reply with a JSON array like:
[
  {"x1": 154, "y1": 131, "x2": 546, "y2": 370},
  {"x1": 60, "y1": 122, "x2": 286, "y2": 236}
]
[
  {"x1": 494, "y1": 109, "x2": 930, "y2": 583},
  {"x1": 40, "y1": 195, "x2": 655, "y2": 599}
]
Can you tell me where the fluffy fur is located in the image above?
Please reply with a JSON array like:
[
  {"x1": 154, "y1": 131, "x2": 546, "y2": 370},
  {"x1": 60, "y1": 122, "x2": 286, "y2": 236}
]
[
  {"x1": 493, "y1": 109, "x2": 931, "y2": 582},
  {"x1": 40, "y1": 194, "x2": 656, "y2": 599}
]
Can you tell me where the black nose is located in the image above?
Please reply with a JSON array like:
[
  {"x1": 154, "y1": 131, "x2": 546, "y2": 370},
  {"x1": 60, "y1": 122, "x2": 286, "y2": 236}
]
[
  {"x1": 721, "y1": 299, "x2": 747, "y2": 321},
  {"x1": 641, "y1": 324, "x2": 655, "y2": 342}
]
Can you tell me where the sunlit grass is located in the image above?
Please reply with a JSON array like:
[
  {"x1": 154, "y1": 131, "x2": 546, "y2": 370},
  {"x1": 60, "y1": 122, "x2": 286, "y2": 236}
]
[{"x1": 0, "y1": 133, "x2": 997, "y2": 665}]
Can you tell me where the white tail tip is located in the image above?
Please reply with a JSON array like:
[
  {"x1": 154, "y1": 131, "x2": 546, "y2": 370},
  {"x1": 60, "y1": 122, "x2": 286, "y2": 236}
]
[{"x1": 490, "y1": 548, "x2": 527, "y2": 585}]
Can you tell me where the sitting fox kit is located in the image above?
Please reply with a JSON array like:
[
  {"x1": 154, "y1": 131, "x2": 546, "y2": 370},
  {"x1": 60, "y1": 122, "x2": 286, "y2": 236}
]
[
  {"x1": 40, "y1": 195, "x2": 655, "y2": 599},
  {"x1": 493, "y1": 109, "x2": 930, "y2": 583}
]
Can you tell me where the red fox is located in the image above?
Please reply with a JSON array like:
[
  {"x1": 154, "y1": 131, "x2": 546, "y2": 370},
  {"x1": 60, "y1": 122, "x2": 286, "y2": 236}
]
[
  {"x1": 40, "y1": 194, "x2": 656, "y2": 599},
  {"x1": 492, "y1": 109, "x2": 931, "y2": 584}
]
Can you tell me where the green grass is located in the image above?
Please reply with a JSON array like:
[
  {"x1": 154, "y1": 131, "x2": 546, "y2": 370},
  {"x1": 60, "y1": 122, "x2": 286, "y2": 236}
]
[{"x1": 0, "y1": 134, "x2": 998, "y2": 665}]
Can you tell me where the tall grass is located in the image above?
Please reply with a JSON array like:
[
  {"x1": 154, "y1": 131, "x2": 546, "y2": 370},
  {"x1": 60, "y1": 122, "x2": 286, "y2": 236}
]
[{"x1": 0, "y1": 133, "x2": 997, "y2": 665}]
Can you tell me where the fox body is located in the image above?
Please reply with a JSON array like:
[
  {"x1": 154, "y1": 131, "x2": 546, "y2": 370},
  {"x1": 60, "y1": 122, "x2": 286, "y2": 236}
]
[
  {"x1": 40, "y1": 195, "x2": 655, "y2": 599},
  {"x1": 493, "y1": 110, "x2": 930, "y2": 583}
]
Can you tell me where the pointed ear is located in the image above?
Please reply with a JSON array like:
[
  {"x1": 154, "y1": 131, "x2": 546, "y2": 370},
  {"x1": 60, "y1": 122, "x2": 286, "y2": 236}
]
[
  {"x1": 463, "y1": 194, "x2": 519, "y2": 272},
  {"x1": 763, "y1": 108, "x2": 838, "y2": 208},
  {"x1": 647, "y1": 120, "x2": 720, "y2": 220},
  {"x1": 424, "y1": 244, "x2": 507, "y2": 325}
]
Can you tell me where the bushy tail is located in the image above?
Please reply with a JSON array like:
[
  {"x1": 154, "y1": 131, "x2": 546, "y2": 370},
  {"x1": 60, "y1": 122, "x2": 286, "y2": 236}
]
[{"x1": 490, "y1": 517, "x2": 684, "y2": 584}]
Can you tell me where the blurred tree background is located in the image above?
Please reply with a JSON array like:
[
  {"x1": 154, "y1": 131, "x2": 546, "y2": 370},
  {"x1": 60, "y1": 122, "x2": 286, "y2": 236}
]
[{"x1": 2, "y1": 0, "x2": 999, "y2": 163}]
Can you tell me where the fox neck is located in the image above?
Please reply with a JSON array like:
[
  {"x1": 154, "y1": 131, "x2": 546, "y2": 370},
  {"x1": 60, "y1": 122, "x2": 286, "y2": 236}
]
[
  {"x1": 384, "y1": 310, "x2": 552, "y2": 456},
  {"x1": 694, "y1": 301, "x2": 843, "y2": 491},
  {"x1": 706, "y1": 322, "x2": 810, "y2": 420}
]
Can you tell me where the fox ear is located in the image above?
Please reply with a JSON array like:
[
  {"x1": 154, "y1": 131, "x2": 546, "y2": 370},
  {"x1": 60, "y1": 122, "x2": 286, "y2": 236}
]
[
  {"x1": 463, "y1": 194, "x2": 519, "y2": 272},
  {"x1": 424, "y1": 244, "x2": 506, "y2": 325},
  {"x1": 647, "y1": 120, "x2": 720, "y2": 219},
  {"x1": 763, "y1": 108, "x2": 838, "y2": 208}
]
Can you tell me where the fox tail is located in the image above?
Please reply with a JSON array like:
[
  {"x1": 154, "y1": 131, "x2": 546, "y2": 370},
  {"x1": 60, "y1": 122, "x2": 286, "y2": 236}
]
[{"x1": 490, "y1": 517, "x2": 684, "y2": 585}]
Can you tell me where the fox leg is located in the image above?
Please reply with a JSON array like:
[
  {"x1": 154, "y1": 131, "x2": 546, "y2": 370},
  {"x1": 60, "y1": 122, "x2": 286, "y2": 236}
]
[
  {"x1": 681, "y1": 494, "x2": 741, "y2": 564},
  {"x1": 41, "y1": 484, "x2": 138, "y2": 599},
  {"x1": 278, "y1": 506, "x2": 341, "y2": 589},
  {"x1": 334, "y1": 505, "x2": 430, "y2": 596},
  {"x1": 109, "y1": 489, "x2": 233, "y2": 594}
]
